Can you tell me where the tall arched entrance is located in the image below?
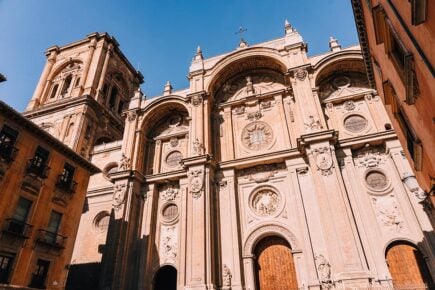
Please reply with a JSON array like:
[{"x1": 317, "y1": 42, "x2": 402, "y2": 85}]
[
  {"x1": 386, "y1": 242, "x2": 434, "y2": 288},
  {"x1": 153, "y1": 265, "x2": 177, "y2": 290},
  {"x1": 254, "y1": 236, "x2": 298, "y2": 290}
]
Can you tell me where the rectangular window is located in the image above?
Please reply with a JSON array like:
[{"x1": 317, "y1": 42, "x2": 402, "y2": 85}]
[
  {"x1": 9, "y1": 197, "x2": 32, "y2": 235},
  {"x1": 28, "y1": 146, "x2": 50, "y2": 178},
  {"x1": 46, "y1": 211, "x2": 62, "y2": 244},
  {"x1": 396, "y1": 108, "x2": 422, "y2": 170},
  {"x1": 384, "y1": 20, "x2": 419, "y2": 104},
  {"x1": 0, "y1": 253, "x2": 15, "y2": 284},
  {"x1": 372, "y1": 5, "x2": 387, "y2": 44},
  {"x1": 29, "y1": 259, "x2": 50, "y2": 289},
  {"x1": 0, "y1": 125, "x2": 18, "y2": 161},
  {"x1": 382, "y1": 80, "x2": 399, "y2": 114},
  {"x1": 60, "y1": 163, "x2": 75, "y2": 185},
  {"x1": 411, "y1": 0, "x2": 427, "y2": 25}
]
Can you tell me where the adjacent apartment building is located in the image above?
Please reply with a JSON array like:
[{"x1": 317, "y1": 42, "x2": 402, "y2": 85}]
[
  {"x1": 0, "y1": 101, "x2": 99, "y2": 289},
  {"x1": 351, "y1": 0, "x2": 434, "y2": 223}
]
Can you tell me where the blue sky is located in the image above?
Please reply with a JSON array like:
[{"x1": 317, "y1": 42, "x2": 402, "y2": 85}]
[{"x1": 0, "y1": 0, "x2": 358, "y2": 111}]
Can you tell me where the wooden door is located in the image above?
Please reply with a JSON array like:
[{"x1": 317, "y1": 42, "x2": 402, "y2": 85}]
[
  {"x1": 255, "y1": 236, "x2": 298, "y2": 290},
  {"x1": 386, "y1": 243, "x2": 434, "y2": 288}
]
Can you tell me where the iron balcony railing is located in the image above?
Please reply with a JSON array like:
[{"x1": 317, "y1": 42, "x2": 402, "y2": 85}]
[
  {"x1": 55, "y1": 174, "x2": 77, "y2": 194},
  {"x1": 26, "y1": 159, "x2": 50, "y2": 179},
  {"x1": 2, "y1": 218, "x2": 33, "y2": 238},
  {"x1": 35, "y1": 229, "x2": 66, "y2": 249},
  {"x1": 0, "y1": 143, "x2": 18, "y2": 163}
]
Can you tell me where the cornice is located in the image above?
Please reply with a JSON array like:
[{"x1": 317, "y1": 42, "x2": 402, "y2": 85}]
[{"x1": 0, "y1": 100, "x2": 100, "y2": 174}]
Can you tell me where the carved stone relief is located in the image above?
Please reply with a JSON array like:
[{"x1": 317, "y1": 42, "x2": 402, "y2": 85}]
[
  {"x1": 160, "y1": 225, "x2": 178, "y2": 263},
  {"x1": 372, "y1": 195, "x2": 405, "y2": 233},
  {"x1": 250, "y1": 188, "x2": 281, "y2": 216},
  {"x1": 118, "y1": 154, "x2": 131, "y2": 171},
  {"x1": 192, "y1": 138, "x2": 204, "y2": 156},
  {"x1": 343, "y1": 100, "x2": 355, "y2": 111},
  {"x1": 189, "y1": 168, "x2": 204, "y2": 198},
  {"x1": 295, "y1": 68, "x2": 308, "y2": 81},
  {"x1": 170, "y1": 137, "x2": 179, "y2": 147},
  {"x1": 160, "y1": 184, "x2": 179, "y2": 201},
  {"x1": 246, "y1": 111, "x2": 262, "y2": 121},
  {"x1": 126, "y1": 111, "x2": 137, "y2": 122},
  {"x1": 113, "y1": 183, "x2": 128, "y2": 211},
  {"x1": 222, "y1": 264, "x2": 232, "y2": 287},
  {"x1": 241, "y1": 121, "x2": 273, "y2": 151},
  {"x1": 315, "y1": 254, "x2": 333, "y2": 288},
  {"x1": 304, "y1": 115, "x2": 323, "y2": 132},
  {"x1": 354, "y1": 145, "x2": 385, "y2": 168},
  {"x1": 312, "y1": 147, "x2": 333, "y2": 176}
]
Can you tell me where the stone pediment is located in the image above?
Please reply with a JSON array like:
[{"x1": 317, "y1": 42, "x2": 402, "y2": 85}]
[
  {"x1": 217, "y1": 70, "x2": 285, "y2": 103},
  {"x1": 319, "y1": 72, "x2": 370, "y2": 102}
]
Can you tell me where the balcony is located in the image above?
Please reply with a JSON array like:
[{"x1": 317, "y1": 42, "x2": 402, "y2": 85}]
[
  {"x1": 25, "y1": 159, "x2": 50, "y2": 179},
  {"x1": 0, "y1": 143, "x2": 18, "y2": 163},
  {"x1": 35, "y1": 229, "x2": 66, "y2": 250},
  {"x1": 2, "y1": 218, "x2": 33, "y2": 239},
  {"x1": 55, "y1": 175, "x2": 77, "y2": 194}
]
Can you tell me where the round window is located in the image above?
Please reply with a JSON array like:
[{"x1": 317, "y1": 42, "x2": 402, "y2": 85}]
[
  {"x1": 344, "y1": 115, "x2": 368, "y2": 133},
  {"x1": 162, "y1": 204, "x2": 178, "y2": 221},
  {"x1": 166, "y1": 151, "x2": 182, "y2": 167},
  {"x1": 366, "y1": 171, "x2": 388, "y2": 190}
]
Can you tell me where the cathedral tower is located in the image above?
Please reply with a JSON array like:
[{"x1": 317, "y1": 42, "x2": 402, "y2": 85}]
[{"x1": 24, "y1": 32, "x2": 143, "y2": 158}]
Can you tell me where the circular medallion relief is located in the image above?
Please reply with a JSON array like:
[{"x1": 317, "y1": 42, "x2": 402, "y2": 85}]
[
  {"x1": 344, "y1": 115, "x2": 368, "y2": 133},
  {"x1": 162, "y1": 204, "x2": 178, "y2": 221},
  {"x1": 241, "y1": 121, "x2": 273, "y2": 151},
  {"x1": 166, "y1": 151, "x2": 182, "y2": 167},
  {"x1": 366, "y1": 170, "x2": 388, "y2": 191},
  {"x1": 250, "y1": 189, "x2": 280, "y2": 216}
]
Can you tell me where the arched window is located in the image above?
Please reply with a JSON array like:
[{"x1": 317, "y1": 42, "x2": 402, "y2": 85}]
[
  {"x1": 49, "y1": 84, "x2": 59, "y2": 99},
  {"x1": 66, "y1": 123, "x2": 74, "y2": 137},
  {"x1": 102, "y1": 84, "x2": 109, "y2": 99},
  {"x1": 117, "y1": 100, "x2": 124, "y2": 114},
  {"x1": 109, "y1": 87, "x2": 118, "y2": 110},
  {"x1": 61, "y1": 75, "x2": 73, "y2": 96}
]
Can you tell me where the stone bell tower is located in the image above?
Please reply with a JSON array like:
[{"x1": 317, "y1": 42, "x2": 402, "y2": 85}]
[{"x1": 24, "y1": 32, "x2": 143, "y2": 158}]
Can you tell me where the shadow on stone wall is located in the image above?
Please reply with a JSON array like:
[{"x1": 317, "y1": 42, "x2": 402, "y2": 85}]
[{"x1": 65, "y1": 262, "x2": 101, "y2": 290}]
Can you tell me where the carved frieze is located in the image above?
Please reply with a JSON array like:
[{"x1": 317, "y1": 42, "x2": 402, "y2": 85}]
[
  {"x1": 239, "y1": 163, "x2": 285, "y2": 183},
  {"x1": 189, "y1": 168, "x2": 204, "y2": 198},
  {"x1": 233, "y1": 106, "x2": 245, "y2": 115},
  {"x1": 343, "y1": 100, "x2": 355, "y2": 111},
  {"x1": 354, "y1": 145, "x2": 385, "y2": 168},
  {"x1": 246, "y1": 111, "x2": 262, "y2": 121},
  {"x1": 260, "y1": 100, "x2": 272, "y2": 109}
]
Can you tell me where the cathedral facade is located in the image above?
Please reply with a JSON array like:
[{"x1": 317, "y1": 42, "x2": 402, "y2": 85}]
[{"x1": 25, "y1": 24, "x2": 434, "y2": 289}]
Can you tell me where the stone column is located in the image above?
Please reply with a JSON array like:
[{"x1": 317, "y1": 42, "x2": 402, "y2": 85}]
[
  {"x1": 181, "y1": 156, "x2": 217, "y2": 289},
  {"x1": 95, "y1": 43, "x2": 113, "y2": 102},
  {"x1": 78, "y1": 37, "x2": 97, "y2": 95},
  {"x1": 218, "y1": 169, "x2": 243, "y2": 290},
  {"x1": 27, "y1": 48, "x2": 58, "y2": 110}
]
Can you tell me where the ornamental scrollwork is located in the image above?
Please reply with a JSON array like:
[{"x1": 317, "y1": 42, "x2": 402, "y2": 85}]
[
  {"x1": 189, "y1": 168, "x2": 204, "y2": 199},
  {"x1": 312, "y1": 147, "x2": 333, "y2": 176}
]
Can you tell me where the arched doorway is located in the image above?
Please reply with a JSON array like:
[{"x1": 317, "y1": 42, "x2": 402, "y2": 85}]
[
  {"x1": 254, "y1": 236, "x2": 298, "y2": 290},
  {"x1": 153, "y1": 265, "x2": 177, "y2": 290},
  {"x1": 386, "y1": 242, "x2": 434, "y2": 288}
]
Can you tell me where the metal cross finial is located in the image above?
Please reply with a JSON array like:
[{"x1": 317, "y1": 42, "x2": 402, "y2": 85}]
[{"x1": 235, "y1": 26, "x2": 248, "y2": 39}]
